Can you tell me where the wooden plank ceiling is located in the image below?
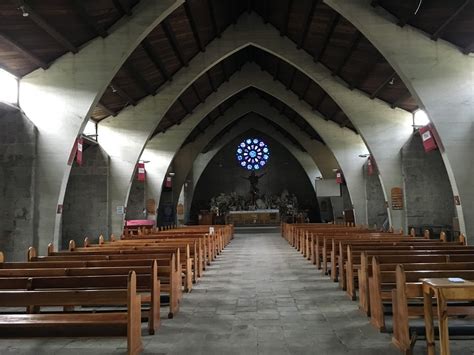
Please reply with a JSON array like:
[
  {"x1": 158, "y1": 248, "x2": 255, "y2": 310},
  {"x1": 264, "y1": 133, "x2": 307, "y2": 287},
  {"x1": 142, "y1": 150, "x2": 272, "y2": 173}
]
[{"x1": 0, "y1": 0, "x2": 472, "y2": 136}]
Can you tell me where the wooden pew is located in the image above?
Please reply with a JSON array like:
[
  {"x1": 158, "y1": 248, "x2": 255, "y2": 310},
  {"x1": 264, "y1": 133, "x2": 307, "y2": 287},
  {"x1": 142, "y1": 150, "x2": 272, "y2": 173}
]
[
  {"x1": 369, "y1": 257, "x2": 474, "y2": 332},
  {"x1": 0, "y1": 270, "x2": 142, "y2": 355},
  {"x1": 392, "y1": 265, "x2": 474, "y2": 354},
  {"x1": 66, "y1": 240, "x2": 195, "y2": 292},
  {"x1": 25, "y1": 247, "x2": 181, "y2": 318},
  {"x1": 0, "y1": 261, "x2": 160, "y2": 334},
  {"x1": 345, "y1": 244, "x2": 474, "y2": 300}
]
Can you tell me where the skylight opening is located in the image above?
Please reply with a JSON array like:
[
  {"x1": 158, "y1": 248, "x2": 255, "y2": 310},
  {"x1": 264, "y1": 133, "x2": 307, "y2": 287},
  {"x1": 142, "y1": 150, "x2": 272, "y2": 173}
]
[
  {"x1": 413, "y1": 109, "x2": 430, "y2": 127},
  {"x1": 0, "y1": 68, "x2": 18, "y2": 105}
]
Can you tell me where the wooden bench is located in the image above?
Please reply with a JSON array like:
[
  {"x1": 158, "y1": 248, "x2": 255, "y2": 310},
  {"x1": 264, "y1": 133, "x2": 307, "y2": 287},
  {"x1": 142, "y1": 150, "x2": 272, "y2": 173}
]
[
  {"x1": 0, "y1": 261, "x2": 160, "y2": 334},
  {"x1": 0, "y1": 270, "x2": 142, "y2": 355},
  {"x1": 25, "y1": 247, "x2": 181, "y2": 318},
  {"x1": 392, "y1": 265, "x2": 474, "y2": 354},
  {"x1": 369, "y1": 257, "x2": 474, "y2": 332}
]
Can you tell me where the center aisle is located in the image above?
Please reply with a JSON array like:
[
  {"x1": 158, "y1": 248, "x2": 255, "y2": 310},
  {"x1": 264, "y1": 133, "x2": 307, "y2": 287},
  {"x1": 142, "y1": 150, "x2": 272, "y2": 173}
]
[{"x1": 145, "y1": 228, "x2": 399, "y2": 355}]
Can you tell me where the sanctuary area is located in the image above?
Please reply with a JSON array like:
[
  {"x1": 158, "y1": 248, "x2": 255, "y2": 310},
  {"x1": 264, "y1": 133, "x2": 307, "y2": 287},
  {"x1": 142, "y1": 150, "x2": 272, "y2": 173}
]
[{"x1": 0, "y1": 0, "x2": 473, "y2": 354}]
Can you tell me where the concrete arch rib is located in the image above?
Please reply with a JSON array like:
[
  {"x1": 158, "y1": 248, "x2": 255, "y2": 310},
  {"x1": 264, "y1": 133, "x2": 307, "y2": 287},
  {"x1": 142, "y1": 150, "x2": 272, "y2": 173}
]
[
  {"x1": 324, "y1": 0, "x2": 474, "y2": 237},
  {"x1": 131, "y1": 64, "x2": 368, "y2": 236},
  {"x1": 18, "y1": 0, "x2": 184, "y2": 252},
  {"x1": 162, "y1": 95, "x2": 337, "y2": 209},
  {"x1": 182, "y1": 114, "x2": 322, "y2": 222},
  {"x1": 99, "y1": 12, "x2": 410, "y2": 234}
]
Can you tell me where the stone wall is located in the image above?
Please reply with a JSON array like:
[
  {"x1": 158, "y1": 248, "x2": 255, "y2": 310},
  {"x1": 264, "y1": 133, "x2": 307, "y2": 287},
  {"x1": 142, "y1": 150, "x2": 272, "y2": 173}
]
[
  {"x1": 0, "y1": 106, "x2": 36, "y2": 261},
  {"x1": 401, "y1": 134, "x2": 455, "y2": 230},
  {"x1": 191, "y1": 132, "x2": 319, "y2": 221},
  {"x1": 62, "y1": 145, "x2": 109, "y2": 249},
  {"x1": 126, "y1": 177, "x2": 146, "y2": 220},
  {"x1": 365, "y1": 162, "x2": 388, "y2": 229}
]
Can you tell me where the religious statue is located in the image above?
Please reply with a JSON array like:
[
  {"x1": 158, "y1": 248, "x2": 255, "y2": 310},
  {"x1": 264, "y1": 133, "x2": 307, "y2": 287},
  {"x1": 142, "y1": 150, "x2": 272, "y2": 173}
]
[{"x1": 242, "y1": 171, "x2": 266, "y2": 200}]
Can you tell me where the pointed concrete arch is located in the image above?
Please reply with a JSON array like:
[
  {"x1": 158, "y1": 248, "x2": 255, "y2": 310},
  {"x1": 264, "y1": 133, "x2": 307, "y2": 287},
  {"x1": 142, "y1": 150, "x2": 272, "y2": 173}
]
[
  {"x1": 324, "y1": 0, "x2": 473, "y2": 237},
  {"x1": 132, "y1": 64, "x2": 368, "y2": 237},
  {"x1": 18, "y1": 0, "x2": 184, "y2": 251},
  {"x1": 182, "y1": 114, "x2": 323, "y2": 223},
  {"x1": 99, "y1": 12, "x2": 411, "y2": 236},
  {"x1": 162, "y1": 94, "x2": 337, "y2": 209}
]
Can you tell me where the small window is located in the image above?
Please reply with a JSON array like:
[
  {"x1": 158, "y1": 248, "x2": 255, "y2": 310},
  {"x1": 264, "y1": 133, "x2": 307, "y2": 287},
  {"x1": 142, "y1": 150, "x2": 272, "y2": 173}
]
[
  {"x1": 0, "y1": 68, "x2": 18, "y2": 105},
  {"x1": 413, "y1": 109, "x2": 430, "y2": 127}
]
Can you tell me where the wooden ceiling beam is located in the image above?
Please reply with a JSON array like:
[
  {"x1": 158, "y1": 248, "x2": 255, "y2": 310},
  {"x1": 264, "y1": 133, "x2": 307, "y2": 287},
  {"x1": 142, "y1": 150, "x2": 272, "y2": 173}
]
[
  {"x1": 178, "y1": 97, "x2": 192, "y2": 114},
  {"x1": 332, "y1": 31, "x2": 362, "y2": 77},
  {"x1": 141, "y1": 39, "x2": 170, "y2": 82},
  {"x1": 390, "y1": 92, "x2": 411, "y2": 109},
  {"x1": 162, "y1": 20, "x2": 188, "y2": 67},
  {"x1": 297, "y1": 0, "x2": 320, "y2": 49},
  {"x1": 299, "y1": 79, "x2": 311, "y2": 100},
  {"x1": 113, "y1": 0, "x2": 132, "y2": 16},
  {"x1": 207, "y1": 71, "x2": 217, "y2": 92},
  {"x1": 431, "y1": 0, "x2": 472, "y2": 40},
  {"x1": 222, "y1": 62, "x2": 230, "y2": 82},
  {"x1": 370, "y1": 71, "x2": 395, "y2": 99},
  {"x1": 13, "y1": 0, "x2": 78, "y2": 53},
  {"x1": 397, "y1": 2, "x2": 420, "y2": 28},
  {"x1": 263, "y1": 0, "x2": 269, "y2": 24},
  {"x1": 370, "y1": 0, "x2": 380, "y2": 7},
  {"x1": 349, "y1": 53, "x2": 381, "y2": 90},
  {"x1": 110, "y1": 81, "x2": 137, "y2": 106},
  {"x1": 339, "y1": 116, "x2": 350, "y2": 128},
  {"x1": 184, "y1": 1, "x2": 204, "y2": 52},
  {"x1": 286, "y1": 67, "x2": 297, "y2": 90},
  {"x1": 0, "y1": 32, "x2": 49, "y2": 69},
  {"x1": 97, "y1": 101, "x2": 117, "y2": 117},
  {"x1": 208, "y1": 0, "x2": 221, "y2": 38},
  {"x1": 192, "y1": 84, "x2": 204, "y2": 104},
  {"x1": 313, "y1": 13, "x2": 340, "y2": 62},
  {"x1": 273, "y1": 60, "x2": 280, "y2": 81},
  {"x1": 72, "y1": 0, "x2": 107, "y2": 38},
  {"x1": 463, "y1": 40, "x2": 474, "y2": 54},
  {"x1": 280, "y1": 0, "x2": 293, "y2": 36},
  {"x1": 124, "y1": 62, "x2": 154, "y2": 95}
]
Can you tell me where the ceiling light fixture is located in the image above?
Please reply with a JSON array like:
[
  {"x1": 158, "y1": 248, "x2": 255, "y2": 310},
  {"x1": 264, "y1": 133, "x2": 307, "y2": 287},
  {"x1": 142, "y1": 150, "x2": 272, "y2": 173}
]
[
  {"x1": 19, "y1": 5, "x2": 29, "y2": 17},
  {"x1": 389, "y1": 77, "x2": 395, "y2": 85},
  {"x1": 358, "y1": 154, "x2": 370, "y2": 158},
  {"x1": 110, "y1": 85, "x2": 117, "y2": 93}
]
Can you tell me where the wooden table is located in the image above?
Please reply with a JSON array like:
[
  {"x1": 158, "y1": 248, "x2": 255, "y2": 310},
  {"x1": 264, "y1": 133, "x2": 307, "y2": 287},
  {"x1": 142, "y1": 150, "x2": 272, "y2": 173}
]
[{"x1": 421, "y1": 278, "x2": 474, "y2": 355}]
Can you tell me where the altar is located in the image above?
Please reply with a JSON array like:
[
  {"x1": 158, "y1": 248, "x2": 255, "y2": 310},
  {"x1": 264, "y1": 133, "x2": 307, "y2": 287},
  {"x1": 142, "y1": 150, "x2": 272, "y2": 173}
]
[{"x1": 226, "y1": 209, "x2": 280, "y2": 226}]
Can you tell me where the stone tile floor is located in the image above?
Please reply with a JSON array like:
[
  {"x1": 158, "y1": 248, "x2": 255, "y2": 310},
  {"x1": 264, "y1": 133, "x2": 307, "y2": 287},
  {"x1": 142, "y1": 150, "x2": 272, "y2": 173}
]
[{"x1": 1, "y1": 228, "x2": 474, "y2": 354}]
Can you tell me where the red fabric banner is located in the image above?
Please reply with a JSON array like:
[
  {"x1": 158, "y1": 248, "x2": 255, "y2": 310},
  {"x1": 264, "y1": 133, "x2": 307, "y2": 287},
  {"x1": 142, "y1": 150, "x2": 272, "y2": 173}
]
[
  {"x1": 336, "y1": 170, "x2": 344, "y2": 184},
  {"x1": 137, "y1": 162, "x2": 146, "y2": 181},
  {"x1": 165, "y1": 176, "x2": 172, "y2": 189},
  {"x1": 367, "y1": 156, "x2": 376, "y2": 176},
  {"x1": 419, "y1": 124, "x2": 438, "y2": 152},
  {"x1": 76, "y1": 137, "x2": 84, "y2": 166}
]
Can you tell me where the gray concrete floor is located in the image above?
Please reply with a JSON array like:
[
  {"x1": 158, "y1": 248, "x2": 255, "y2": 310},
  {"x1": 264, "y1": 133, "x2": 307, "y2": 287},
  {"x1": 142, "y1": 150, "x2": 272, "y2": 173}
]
[{"x1": 1, "y1": 228, "x2": 474, "y2": 354}]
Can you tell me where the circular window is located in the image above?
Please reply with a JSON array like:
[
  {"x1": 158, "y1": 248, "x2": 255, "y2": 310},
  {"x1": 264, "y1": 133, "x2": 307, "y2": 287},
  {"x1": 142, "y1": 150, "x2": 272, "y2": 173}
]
[{"x1": 235, "y1": 138, "x2": 270, "y2": 170}]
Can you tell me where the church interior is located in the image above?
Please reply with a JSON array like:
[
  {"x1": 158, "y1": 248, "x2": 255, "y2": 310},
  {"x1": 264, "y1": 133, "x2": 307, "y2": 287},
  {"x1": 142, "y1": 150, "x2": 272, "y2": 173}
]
[{"x1": 0, "y1": 0, "x2": 473, "y2": 354}]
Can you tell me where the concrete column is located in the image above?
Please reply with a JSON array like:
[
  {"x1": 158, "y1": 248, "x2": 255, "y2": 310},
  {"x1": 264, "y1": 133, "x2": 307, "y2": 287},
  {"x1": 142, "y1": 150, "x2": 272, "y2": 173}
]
[
  {"x1": 18, "y1": 0, "x2": 183, "y2": 251},
  {"x1": 325, "y1": 0, "x2": 474, "y2": 237},
  {"x1": 179, "y1": 114, "x2": 325, "y2": 220}
]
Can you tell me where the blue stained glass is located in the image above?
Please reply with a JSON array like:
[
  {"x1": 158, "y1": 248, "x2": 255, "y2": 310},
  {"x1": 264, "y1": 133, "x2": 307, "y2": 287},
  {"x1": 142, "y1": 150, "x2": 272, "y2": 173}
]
[{"x1": 236, "y1": 138, "x2": 270, "y2": 170}]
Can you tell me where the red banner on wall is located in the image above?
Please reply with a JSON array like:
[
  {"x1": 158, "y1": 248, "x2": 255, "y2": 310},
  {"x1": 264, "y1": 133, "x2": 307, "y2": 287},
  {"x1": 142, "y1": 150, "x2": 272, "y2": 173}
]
[
  {"x1": 165, "y1": 176, "x2": 172, "y2": 189},
  {"x1": 367, "y1": 156, "x2": 376, "y2": 176},
  {"x1": 137, "y1": 162, "x2": 146, "y2": 181},
  {"x1": 419, "y1": 124, "x2": 438, "y2": 152},
  {"x1": 336, "y1": 170, "x2": 344, "y2": 184},
  {"x1": 76, "y1": 137, "x2": 84, "y2": 166}
]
